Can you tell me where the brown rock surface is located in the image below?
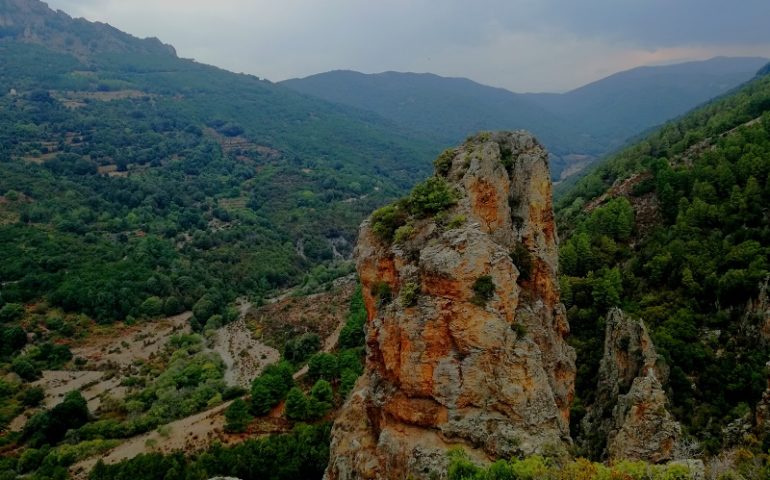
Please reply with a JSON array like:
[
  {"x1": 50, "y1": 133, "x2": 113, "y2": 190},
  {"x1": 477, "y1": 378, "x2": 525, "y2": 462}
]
[
  {"x1": 580, "y1": 308, "x2": 680, "y2": 463},
  {"x1": 325, "y1": 131, "x2": 576, "y2": 480}
]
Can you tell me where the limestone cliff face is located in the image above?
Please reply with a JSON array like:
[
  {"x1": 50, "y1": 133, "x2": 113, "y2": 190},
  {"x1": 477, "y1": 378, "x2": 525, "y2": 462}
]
[
  {"x1": 325, "y1": 132, "x2": 576, "y2": 480},
  {"x1": 580, "y1": 308, "x2": 680, "y2": 463}
]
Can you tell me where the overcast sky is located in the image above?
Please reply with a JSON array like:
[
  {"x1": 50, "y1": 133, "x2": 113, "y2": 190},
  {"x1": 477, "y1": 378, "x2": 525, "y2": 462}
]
[{"x1": 44, "y1": 0, "x2": 770, "y2": 92}]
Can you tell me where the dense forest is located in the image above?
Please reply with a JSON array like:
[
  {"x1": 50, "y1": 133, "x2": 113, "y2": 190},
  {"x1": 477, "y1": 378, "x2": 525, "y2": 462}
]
[
  {"x1": 0, "y1": 39, "x2": 440, "y2": 330},
  {"x1": 557, "y1": 67, "x2": 770, "y2": 453}
]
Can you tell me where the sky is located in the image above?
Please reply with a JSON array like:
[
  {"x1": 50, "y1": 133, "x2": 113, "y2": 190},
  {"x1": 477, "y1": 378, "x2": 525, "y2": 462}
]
[{"x1": 43, "y1": 0, "x2": 770, "y2": 93}]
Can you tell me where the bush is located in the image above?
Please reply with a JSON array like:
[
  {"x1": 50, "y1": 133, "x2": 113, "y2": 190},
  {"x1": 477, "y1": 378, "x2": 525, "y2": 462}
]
[
  {"x1": 407, "y1": 177, "x2": 457, "y2": 217},
  {"x1": 284, "y1": 387, "x2": 309, "y2": 421},
  {"x1": 338, "y1": 287, "x2": 366, "y2": 350},
  {"x1": 371, "y1": 204, "x2": 408, "y2": 242},
  {"x1": 434, "y1": 148, "x2": 455, "y2": 176},
  {"x1": 224, "y1": 398, "x2": 251, "y2": 433},
  {"x1": 21, "y1": 386, "x2": 45, "y2": 407},
  {"x1": 399, "y1": 282, "x2": 420, "y2": 307},
  {"x1": 371, "y1": 282, "x2": 392, "y2": 306},
  {"x1": 0, "y1": 303, "x2": 24, "y2": 323},
  {"x1": 250, "y1": 362, "x2": 294, "y2": 416},
  {"x1": 393, "y1": 224, "x2": 415, "y2": 244},
  {"x1": 471, "y1": 276, "x2": 495, "y2": 306},
  {"x1": 308, "y1": 353, "x2": 338, "y2": 382},
  {"x1": 284, "y1": 333, "x2": 321, "y2": 365}
]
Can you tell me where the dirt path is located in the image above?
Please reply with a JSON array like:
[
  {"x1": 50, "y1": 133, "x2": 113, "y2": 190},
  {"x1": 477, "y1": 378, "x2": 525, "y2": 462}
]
[
  {"x1": 209, "y1": 302, "x2": 280, "y2": 388},
  {"x1": 293, "y1": 312, "x2": 346, "y2": 380},
  {"x1": 70, "y1": 399, "x2": 291, "y2": 479},
  {"x1": 71, "y1": 400, "x2": 232, "y2": 478}
]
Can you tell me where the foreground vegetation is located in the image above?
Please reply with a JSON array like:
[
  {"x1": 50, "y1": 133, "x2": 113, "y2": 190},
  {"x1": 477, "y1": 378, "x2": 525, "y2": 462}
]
[{"x1": 447, "y1": 449, "x2": 770, "y2": 480}]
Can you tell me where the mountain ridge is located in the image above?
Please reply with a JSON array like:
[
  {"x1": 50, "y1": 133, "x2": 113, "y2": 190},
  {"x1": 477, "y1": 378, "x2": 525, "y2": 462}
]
[{"x1": 282, "y1": 57, "x2": 768, "y2": 180}]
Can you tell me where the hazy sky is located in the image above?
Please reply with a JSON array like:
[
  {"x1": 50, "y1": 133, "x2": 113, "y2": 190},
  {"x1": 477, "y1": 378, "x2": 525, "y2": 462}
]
[{"x1": 44, "y1": 0, "x2": 770, "y2": 92}]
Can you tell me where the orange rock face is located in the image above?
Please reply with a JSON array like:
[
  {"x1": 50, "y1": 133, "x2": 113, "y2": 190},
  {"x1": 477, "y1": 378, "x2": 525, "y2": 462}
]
[{"x1": 325, "y1": 132, "x2": 576, "y2": 480}]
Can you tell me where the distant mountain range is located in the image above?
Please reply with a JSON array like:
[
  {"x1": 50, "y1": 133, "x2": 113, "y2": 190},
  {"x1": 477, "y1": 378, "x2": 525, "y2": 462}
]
[{"x1": 283, "y1": 57, "x2": 768, "y2": 180}]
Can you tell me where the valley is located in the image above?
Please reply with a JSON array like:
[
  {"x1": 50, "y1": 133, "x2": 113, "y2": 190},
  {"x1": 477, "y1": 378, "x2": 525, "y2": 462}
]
[{"x1": 0, "y1": 0, "x2": 769, "y2": 479}]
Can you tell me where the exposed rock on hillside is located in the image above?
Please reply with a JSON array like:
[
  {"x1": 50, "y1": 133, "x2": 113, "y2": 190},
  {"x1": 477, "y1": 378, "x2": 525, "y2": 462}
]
[
  {"x1": 325, "y1": 131, "x2": 576, "y2": 480},
  {"x1": 581, "y1": 308, "x2": 680, "y2": 463},
  {"x1": 0, "y1": 0, "x2": 176, "y2": 58}
]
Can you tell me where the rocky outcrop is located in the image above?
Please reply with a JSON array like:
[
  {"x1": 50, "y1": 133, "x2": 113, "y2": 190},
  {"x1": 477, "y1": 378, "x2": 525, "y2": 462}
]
[
  {"x1": 581, "y1": 308, "x2": 680, "y2": 463},
  {"x1": 755, "y1": 360, "x2": 770, "y2": 435},
  {"x1": 325, "y1": 131, "x2": 576, "y2": 480},
  {"x1": 0, "y1": 0, "x2": 177, "y2": 58}
]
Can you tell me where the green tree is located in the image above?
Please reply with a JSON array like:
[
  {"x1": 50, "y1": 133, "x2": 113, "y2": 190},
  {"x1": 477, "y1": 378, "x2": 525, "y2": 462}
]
[
  {"x1": 0, "y1": 303, "x2": 24, "y2": 323},
  {"x1": 224, "y1": 398, "x2": 251, "y2": 433},
  {"x1": 285, "y1": 387, "x2": 309, "y2": 421},
  {"x1": 308, "y1": 353, "x2": 338, "y2": 382},
  {"x1": 140, "y1": 296, "x2": 163, "y2": 317}
]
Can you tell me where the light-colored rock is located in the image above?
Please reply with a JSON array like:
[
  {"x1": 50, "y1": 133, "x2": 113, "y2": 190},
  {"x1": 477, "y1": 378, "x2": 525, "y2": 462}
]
[
  {"x1": 606, "y1": 373, "x2": 681, "y2": 463},
  {"x1": 325, "y1": 131, "x2": 576, "y2": 480},
  {"x1": 581, "y1": 308, "x2": 680, "y2": 462}
]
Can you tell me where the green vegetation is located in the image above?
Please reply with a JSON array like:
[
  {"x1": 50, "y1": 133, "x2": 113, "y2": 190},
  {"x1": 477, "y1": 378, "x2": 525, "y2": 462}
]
[
  {"x1": 434, "y1": 148, "x2": 456, "y2": 176},
  {"x1": 87, "y1": 423, "x2": 332, "y2": 480},
  {"x1": 337, "y1": 286, "x2": 367, "y2": 350},
  {"x1": 224, "y1": 398, "x2": 252, "y2": 433},
  {"x1": 0, "y1": 37, "x2": 438, "y2": 333},
  {"x1": 557, "y1": 70, "x2": 770, "y2": 451},
  {"x1": 407, "y1": 176, "x2": 458, "y2": 217},
  {"x1": 471, "y1": 276, "x2": 496, "y2": 306},
  {"x1": 399, "y1": 282, "x2": 420, "y2": 307},
  {"x1": 446, "y1": 449, "x2": 732, "y2": 480},
  {"x1": 371, "y1": 175, "x2": 458, "y2": 242},
  {"x1": 250, "y1": 361, "x2": 295, "y2": 416}
]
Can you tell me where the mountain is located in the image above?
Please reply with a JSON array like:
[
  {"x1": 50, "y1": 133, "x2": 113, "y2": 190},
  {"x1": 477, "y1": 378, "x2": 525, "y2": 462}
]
[
  {"x1": 526, "y1": 56, "x2": 769, "y2": 151},
  {"x1": 283, "y1": 70, "x2": 587, "y2": 155},
  {"x1": 557, "y1": 61, "x2": 770, "y2": 456},
  {"x1": 0, "y1": 0, "x2": 442, "y2": 326},
  {"x1": 0, "y1": 0, "x2": 175, "y2": 57},
  {"x1": 282, "y1": 58, "x2": 767, "y2": 180}
]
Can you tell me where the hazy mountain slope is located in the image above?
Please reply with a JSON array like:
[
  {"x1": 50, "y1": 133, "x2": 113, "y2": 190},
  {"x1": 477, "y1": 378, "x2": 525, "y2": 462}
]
[
  {"x1": 283, "y1": 59, "x2": 766, "y2": 180},
  {"x1": 526, "y1": 56, "x2": 769, "y2": 151},
  {"x1": 282, "y1": 70, "x2": 588, "y2": 155}
]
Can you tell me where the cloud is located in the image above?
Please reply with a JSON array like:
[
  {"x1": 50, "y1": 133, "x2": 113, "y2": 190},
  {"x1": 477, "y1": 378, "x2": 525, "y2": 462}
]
[{"x1": 43, "y1": 0, "x2": 770, "y2": 91}]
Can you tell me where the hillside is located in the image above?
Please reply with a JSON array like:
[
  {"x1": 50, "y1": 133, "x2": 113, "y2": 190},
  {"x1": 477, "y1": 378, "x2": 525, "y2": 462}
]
[
  {"x1": 557, "y1": 63, "x2": 770, "y2": 456},
  {"x1": 527, "y1": 56, "x2": 769, "y2": 152},
  {"x1": 282, "y1": 58, "x2": 767, "y2": 180},
  {"x1": 0, "y1": 0, "x2": 442, "y2": 326}
]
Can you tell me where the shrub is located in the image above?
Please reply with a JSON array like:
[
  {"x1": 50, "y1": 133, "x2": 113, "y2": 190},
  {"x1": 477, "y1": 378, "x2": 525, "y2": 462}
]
[
  {"x1": 284, "y1": 333, "x2": 321, "y2": 364},
  {"x1": 250, "y1": 361, "x2": 295, "y2": 416},
  {"x1": 371, "y1": 204, "x2": 407, "y2": 242},
  {"x1": 471, "y1": 276, "x2": 495, "y2": 306},
  {"x1": 399, "y1": 282, "x2": 420, "y2": 307},
  {"x1": 284, "y1": 387, "x2": 309, "y2": 421},
  {"x1": 393, "y1": 224, "x2": 415, "y2": 244},
  {"x1": 0, "y1": 303, "x2": 24, "y2": 323},
  {"x1": 308, "y1": 353, "x2": 338, "y2": 382},
  {"x1": 307, "y1": 380, "x2": 333, "y2": 418},
  {"x1": 224, "y1": 398, "x2": 251, "y2": 433},
  {"x1": 446, "y1": 214, "x2": 466, "y2": 230},
  {"x1": 407, "y1": 177, "x2": 457, "y2": 217},
  {"x1": 434, "y1": 148, "x2": 456, "y2": 176},
  {"x1": 338, "y1": 287, "x2": 366, "y2": 350}
]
